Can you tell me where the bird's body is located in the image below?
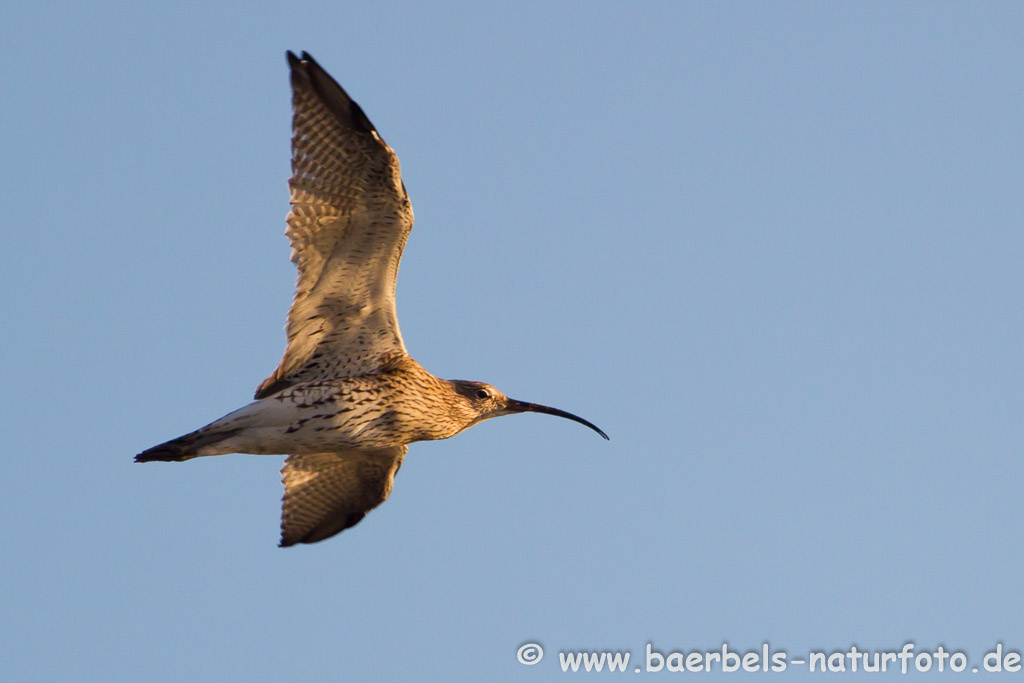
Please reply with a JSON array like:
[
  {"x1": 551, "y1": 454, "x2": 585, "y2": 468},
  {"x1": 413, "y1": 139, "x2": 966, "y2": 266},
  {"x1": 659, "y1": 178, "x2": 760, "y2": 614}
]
[
  {"x1": 142, "y1": 355, "x2": 487, "y2": 459},
  {"x1": 137, "y1": 51, "x2": 606, "y2": 546}
]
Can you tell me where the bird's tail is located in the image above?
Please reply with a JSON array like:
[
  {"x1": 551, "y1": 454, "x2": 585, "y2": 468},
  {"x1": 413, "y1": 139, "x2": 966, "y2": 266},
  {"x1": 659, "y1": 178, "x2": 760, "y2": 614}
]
[{"x1": 135, "y1": 428, "x2": 241, "y2": 463}]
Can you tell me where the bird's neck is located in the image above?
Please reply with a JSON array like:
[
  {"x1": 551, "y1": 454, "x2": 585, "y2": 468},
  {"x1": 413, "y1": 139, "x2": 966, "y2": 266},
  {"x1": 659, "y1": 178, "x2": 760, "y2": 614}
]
[{"x1": 375, "y1": 355, "x2": 476, "y2": 442}]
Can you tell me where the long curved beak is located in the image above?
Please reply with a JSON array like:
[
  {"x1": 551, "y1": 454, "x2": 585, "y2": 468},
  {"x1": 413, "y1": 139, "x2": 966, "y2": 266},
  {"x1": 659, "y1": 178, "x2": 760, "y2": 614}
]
[{"x1": 506, "y1": 399, "x2": 609, "y2": 440}]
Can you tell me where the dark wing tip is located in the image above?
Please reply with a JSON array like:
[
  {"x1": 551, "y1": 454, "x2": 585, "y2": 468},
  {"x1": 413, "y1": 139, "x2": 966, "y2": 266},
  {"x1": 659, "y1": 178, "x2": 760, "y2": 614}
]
[
  {"x1": 286, "y1": 49, "x2": 378, "y2": 135},
  {"x1": 279, "y1": 511, "x2": 367, "y2": 548}
]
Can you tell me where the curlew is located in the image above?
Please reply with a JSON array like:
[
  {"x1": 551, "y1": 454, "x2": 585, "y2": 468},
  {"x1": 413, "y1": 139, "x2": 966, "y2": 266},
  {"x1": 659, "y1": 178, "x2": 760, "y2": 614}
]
[{"x1": 137, "y1": 51, "x2": 607, "y2": 547}]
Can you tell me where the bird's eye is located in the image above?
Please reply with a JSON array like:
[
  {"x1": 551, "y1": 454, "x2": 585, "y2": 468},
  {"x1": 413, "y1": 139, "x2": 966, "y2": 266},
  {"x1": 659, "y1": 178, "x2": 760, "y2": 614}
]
[{"x1": 475, "y1": 389, "x2": 490, "y2": 399}]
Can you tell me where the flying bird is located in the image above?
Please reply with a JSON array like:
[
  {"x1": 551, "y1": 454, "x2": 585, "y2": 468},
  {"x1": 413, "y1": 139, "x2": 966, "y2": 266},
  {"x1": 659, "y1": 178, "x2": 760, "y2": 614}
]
[{"x1": 137, "y1": 51, "x2": 608, "y2": 547}]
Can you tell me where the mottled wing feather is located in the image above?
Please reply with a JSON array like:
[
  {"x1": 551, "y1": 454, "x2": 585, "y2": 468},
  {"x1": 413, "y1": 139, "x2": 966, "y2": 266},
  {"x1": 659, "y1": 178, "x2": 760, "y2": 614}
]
[
  {"x1": 257, "y1": 51, "x2": 414, "y2": 399},
  {"x1": 279, "y1": 446, "x2": 407, "y2": 546}
]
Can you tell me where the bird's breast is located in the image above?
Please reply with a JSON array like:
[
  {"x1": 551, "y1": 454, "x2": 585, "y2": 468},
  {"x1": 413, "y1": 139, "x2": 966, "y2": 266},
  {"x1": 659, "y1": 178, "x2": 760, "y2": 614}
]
[{"x1": 270, "y1": 375, "x2": 458, "y2": 450}]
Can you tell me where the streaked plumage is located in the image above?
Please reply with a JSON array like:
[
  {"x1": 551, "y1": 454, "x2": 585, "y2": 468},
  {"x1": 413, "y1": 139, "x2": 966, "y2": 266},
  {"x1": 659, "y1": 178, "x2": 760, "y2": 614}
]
[{"x1": 137, "y1": 51, "x2": 607, "y2": 547}]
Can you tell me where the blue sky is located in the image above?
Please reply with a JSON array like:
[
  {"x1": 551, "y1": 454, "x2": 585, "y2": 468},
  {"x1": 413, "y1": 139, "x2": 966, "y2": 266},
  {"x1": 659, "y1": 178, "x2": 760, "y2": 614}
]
[{"x1": 3, "y1": 1, "x2": 1023, "y2": 680}]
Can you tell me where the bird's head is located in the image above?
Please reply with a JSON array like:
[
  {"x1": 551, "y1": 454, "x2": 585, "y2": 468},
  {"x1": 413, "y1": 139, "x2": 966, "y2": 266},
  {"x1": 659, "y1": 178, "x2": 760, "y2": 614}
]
[{"x1": 448, "y1": 380, "x2": 609, "y2": 440}]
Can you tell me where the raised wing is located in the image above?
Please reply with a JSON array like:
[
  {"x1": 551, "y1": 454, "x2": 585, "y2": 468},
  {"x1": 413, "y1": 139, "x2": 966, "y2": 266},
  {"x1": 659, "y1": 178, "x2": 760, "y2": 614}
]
[
  {"x1": 256, "y1": 51, "x2": 414, "y2": 399},
  {"x1": 279, "y1": 446, "x2": 407, "y2": 546}
]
